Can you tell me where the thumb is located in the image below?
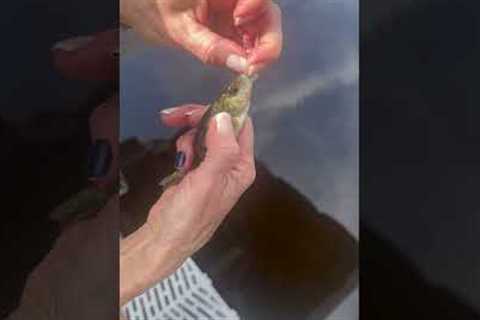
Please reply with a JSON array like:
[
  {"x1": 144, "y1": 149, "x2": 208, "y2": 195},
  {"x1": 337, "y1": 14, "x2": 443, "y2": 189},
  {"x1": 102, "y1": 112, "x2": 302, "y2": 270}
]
[
  {"x1": 202, "y1": 112, "x2": 240, "y2": 173},
  {"x1": 175, "y1": 20, "x2": 249, "y2": 73}
]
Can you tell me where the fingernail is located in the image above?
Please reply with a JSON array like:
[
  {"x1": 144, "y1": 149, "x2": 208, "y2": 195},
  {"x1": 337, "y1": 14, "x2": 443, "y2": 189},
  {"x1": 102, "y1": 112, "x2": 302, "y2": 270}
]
[
  {"x1": 226, "y1": 55, "x2": 248, "y2": 73},
  {"x1": 215, "y1": 112, "x2": 232, "y2": 134},
  {"x1": 160, "y1": 107, "x2": 180, "y2": 114},
  {"x1": 175, "y1": 151, "x2": 186, "y2": 169},
  {"x1": 185, "y1": 109, "x2": 201, "y2": 117},
  {"x1": 52, "y1": 35, "x2": 94, "y2": 52},
  {"x1": 87, "y1": 139, "x2": 112, "y2": 178}
]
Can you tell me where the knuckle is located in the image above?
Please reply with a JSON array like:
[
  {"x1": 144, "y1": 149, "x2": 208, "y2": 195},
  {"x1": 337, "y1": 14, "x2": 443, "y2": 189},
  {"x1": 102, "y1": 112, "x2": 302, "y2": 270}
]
[
  {"x1": 239, "y1": 161, "x2": 256, "y2": 187},
  {"x1": 245, "y1": 163, "x2": 257, "y2": 185},
  {"x1": 200, "y1": 41, "x2": 216, "y2": 65}
]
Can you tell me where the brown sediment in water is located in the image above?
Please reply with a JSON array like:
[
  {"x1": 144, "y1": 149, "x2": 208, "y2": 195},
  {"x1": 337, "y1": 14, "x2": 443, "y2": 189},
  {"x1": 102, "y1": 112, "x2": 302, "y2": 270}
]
[{"x1": 120, "y1": 137, "x2": 358, "y2": 319}]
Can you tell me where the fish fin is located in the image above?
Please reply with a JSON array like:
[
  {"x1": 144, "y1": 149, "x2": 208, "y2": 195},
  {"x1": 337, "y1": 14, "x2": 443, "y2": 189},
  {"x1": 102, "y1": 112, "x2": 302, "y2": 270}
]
[{"x1": 159, "y1": 171, "x2": 184, "y2": 189}]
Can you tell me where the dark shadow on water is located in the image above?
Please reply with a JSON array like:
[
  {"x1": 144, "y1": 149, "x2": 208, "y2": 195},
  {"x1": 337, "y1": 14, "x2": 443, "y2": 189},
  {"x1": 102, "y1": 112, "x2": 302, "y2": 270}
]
[
  {"x1": 362, "y1": 0, "x2": 480, "y2": 316},
  {"x1": 361, "y1": 224, "x2": 480, "y2": 320}
]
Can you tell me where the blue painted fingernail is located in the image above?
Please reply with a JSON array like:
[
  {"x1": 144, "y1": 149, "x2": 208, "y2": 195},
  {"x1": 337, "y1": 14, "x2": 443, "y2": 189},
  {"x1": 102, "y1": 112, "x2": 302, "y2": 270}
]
[
  {"x1": 87, "y1": 139, "x2": 112, "y2": 178},
  {"x1": 175, "y1": 151, "x2": 186, "y2": 169}
]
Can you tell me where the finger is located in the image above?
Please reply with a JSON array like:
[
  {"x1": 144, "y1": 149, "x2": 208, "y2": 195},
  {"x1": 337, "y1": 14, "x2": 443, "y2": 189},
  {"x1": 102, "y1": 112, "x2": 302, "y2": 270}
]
[
  {"x1": 233, "y1": 0, "x2": 268, "y2": 26},
  {"x1": 201, "y1": 112, "x2": 239, "y2": 173},
  {"x1": 176, "y1": 129, "x2": 197, "y2": 171},
  {"x1": 238, "y1": 117, "x2": 255, "y2": 161},
  {"x1": 160, "y1": 104, "x2": 207, "y2": 127},
  {"x1": 246, "y1": 2, "x2": 282, "y2": 74},
  {"x1": 173, "y1": 18, "x2": 249, "y2": 73},
  {"x1": 52, "y1": 29, "x2": 118, "y2": 81},
  {"x1": 247, "y1": 62, "x2": 268, "y2": 75}
]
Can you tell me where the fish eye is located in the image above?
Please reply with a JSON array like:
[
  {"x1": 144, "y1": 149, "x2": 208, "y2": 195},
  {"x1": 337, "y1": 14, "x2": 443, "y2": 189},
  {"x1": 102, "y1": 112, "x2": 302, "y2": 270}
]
[{"x1": 229, "y1": 86, "x2": 239, "y2": 94}]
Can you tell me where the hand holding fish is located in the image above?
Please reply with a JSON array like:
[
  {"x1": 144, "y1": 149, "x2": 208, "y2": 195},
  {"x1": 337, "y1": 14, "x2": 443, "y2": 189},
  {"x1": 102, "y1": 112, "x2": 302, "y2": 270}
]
[
  {"x1": 120, "y1": 105, "x2": 255, "y2": 305},
  {"x1": 120, "y1": 0, "x2": 282, "y2": 74}
]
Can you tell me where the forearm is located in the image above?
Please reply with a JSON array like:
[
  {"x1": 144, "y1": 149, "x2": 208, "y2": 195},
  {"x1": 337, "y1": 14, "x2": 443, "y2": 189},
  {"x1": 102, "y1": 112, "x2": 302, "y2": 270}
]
[{"x1": 120, "y1": 225, "x2": 175, "y2": 306}]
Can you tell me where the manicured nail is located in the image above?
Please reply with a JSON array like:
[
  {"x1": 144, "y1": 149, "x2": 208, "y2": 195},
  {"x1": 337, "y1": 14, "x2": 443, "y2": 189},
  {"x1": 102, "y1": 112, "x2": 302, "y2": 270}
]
[
  {"x1": 215, "y1": 112, "x2": 232, "y2": 134},
  {"x1": 52, "y1": 35, "x2": 94, "y2": 52},
  {"x1": 234, "y1": 15, "x2": 256, "y2": 26},
  {"x1": 160, "y1": 107, "x2": 180, "y2": 114},
  {"x1": 185, "y1": 109, "x2": 201, "y2": 117},
  {"x1": 226, "y1": 55, "x2": 248, "y2": 73},
  {"x1": 87, "y1": 139, "x2": 112, "y2": 178},
  {"x1": 175, "y1": 151, "x2": 186, "y2": 169}
]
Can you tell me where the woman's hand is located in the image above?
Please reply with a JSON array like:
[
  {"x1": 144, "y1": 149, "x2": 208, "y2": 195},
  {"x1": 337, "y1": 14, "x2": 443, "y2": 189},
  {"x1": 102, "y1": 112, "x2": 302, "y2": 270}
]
[
  {"x1": 121, "y1": 0, "x2": 282, "y2": 74},
  {"x1": 154, "y1": 104, "x2": 256, "y2": 253},
  {"x1": 120, "y1": 104, "x2": 256, "y2": 305}
]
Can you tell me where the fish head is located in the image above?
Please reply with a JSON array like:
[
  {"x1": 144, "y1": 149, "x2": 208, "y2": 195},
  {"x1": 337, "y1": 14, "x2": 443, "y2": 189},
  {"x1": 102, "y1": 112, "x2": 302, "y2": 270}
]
[{"x1": 217, "y1": 74, "x2": 256, "y2": 116}]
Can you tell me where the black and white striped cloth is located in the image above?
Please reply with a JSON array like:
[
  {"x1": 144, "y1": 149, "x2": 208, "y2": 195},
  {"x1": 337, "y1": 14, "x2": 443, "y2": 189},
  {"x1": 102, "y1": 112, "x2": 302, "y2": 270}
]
[{"x1": 122, "y1": 258, "x2": 239, "y2": 320}]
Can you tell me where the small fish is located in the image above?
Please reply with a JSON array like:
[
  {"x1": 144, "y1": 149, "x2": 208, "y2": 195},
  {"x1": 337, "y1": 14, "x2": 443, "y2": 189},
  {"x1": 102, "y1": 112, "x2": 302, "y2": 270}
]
[{"x1": 160, "y1": 74, "x2": 257, "y2": 188}]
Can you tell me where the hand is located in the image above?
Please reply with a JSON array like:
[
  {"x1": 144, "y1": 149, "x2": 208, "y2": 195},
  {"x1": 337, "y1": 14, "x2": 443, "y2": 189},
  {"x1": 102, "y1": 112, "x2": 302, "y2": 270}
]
[
  {"x1": 120, "y1": 104, "x2": 256, "y2": 304},
  {"x1": 121, "y1": 0, "x2": 282, "y2": 74},
  {"x1": 154, "y1": 104, "x2": 256, "y2": 251},
  {"x1": 52, "y1": 30, "x2": 119, "y2": 189}
]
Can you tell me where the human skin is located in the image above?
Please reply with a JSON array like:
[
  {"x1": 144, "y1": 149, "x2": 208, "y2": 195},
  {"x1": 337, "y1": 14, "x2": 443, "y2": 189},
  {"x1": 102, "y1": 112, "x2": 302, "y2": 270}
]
[
  {"x1": 120, "y1": 0, "x2": 282, "y2": 74},
  {"x1": 120, "y1": 106, "x2": 256, "y2": 305},
  {"x1": 51, "y1": 13, "x2": 263, "y2": 307}
]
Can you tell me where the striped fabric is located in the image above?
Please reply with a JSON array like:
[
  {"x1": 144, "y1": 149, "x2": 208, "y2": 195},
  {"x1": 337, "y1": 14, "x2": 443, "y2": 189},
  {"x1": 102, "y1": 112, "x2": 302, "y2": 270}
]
[{"x1": 122, "y1": 258, "x2": 239, "y2": 320}]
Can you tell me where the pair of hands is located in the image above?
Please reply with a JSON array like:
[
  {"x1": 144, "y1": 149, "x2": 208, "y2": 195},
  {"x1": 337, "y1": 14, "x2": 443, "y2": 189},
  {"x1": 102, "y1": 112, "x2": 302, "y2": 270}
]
[
  {"x1": 52, "y1": 0, "x2": 282, "y2": 306},
  {"x1": 118, "y1": 0, "x2": 280, "y2": 303}
]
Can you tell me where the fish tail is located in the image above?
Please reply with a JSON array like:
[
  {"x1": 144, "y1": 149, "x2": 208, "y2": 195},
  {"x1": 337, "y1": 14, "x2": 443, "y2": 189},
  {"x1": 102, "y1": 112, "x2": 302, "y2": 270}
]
[{"x1": 159, "y1": 170, "x2": 184, "y2": 189}]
